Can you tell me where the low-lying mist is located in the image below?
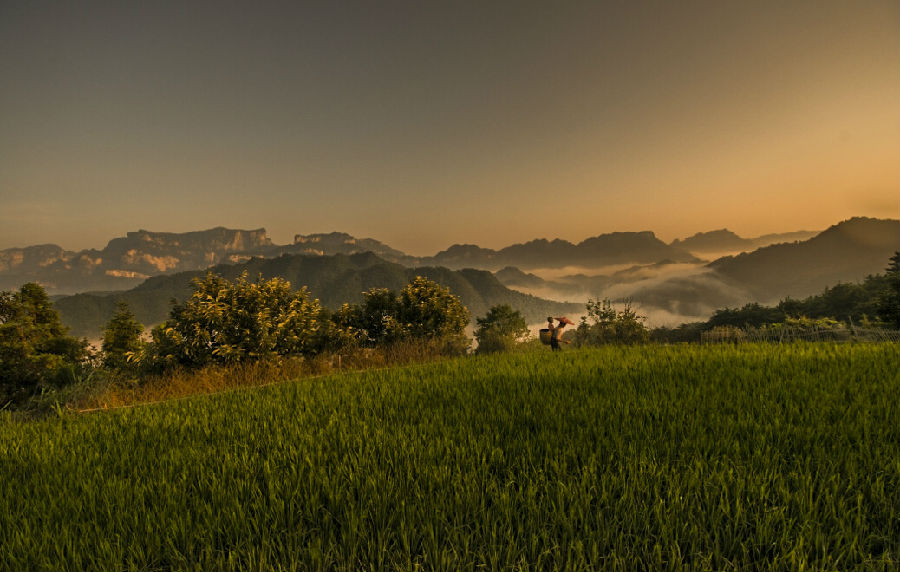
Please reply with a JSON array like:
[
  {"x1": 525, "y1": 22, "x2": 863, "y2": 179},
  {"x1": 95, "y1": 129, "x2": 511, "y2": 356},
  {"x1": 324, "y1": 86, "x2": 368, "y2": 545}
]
[{"x1": 503, "y1": 261, "x2": 755, "y2": 328}]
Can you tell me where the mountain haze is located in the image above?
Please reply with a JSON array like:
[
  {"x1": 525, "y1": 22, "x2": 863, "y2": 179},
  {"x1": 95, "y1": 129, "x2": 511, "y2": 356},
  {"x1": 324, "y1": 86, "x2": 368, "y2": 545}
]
[{"x1": 493, "y1": 218, "x2": 898, "y2": 324}]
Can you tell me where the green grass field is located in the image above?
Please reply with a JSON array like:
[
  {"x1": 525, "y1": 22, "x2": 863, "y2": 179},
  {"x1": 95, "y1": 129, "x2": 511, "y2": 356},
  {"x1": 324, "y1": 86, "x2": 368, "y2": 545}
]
[{"x1": 2, "y1": 343, "x2": 898, "y2": 571}]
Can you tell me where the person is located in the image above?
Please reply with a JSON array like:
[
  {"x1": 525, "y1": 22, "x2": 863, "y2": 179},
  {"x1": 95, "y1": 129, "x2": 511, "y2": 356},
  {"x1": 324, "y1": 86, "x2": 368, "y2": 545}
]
[{"x1": 547, "y1": 316, "x2": 572, "y2": 351}]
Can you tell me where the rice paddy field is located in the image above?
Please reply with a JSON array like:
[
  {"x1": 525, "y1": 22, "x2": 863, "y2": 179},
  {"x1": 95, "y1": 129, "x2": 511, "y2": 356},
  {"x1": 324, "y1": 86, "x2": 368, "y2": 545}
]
[{"x1": 1, "y1": 343, "x2": 898, "y2": 571}]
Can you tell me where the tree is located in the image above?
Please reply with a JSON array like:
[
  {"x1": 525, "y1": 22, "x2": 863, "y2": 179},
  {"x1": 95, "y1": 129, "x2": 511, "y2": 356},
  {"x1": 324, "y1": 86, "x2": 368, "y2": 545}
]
[
  {"x1": 335, "y1": 276, "x2": 471, "y2": 354},
  {"x1": 575, "y1": 298, "x2": 649, "y2": 346},
  {"x1": 101, "y1": 301, "x2": 144, "y2": 370},
  {"x1": 708, "y1": 303, "x2": 784, "y2": 329},
  {"x1": 0, "y1": 283, "x2": 89, "y2": 401},
  {"x1": 399, "y1": 276, "x2": 470, "y2": 354},
  {"x1": 474, "y1": 304, "x2": 528, "y2": 354},
  {"x1": 142, "y1": 271, "x2": 323, "y2": 368},
  {"x1": 337, "y1": 288, "x2": 405, "y2": 346}
]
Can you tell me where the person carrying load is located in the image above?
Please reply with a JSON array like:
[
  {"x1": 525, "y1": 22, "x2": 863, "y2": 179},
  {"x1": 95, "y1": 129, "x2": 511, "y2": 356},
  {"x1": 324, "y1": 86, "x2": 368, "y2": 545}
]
[{"x1": 540, "y1": 316, "x2": 574, "y2": 351}]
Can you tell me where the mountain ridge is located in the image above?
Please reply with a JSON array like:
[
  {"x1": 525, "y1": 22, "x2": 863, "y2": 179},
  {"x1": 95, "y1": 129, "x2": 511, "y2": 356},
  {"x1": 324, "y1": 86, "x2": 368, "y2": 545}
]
[{"x1": 4, "y1": 218, "x2": 894, "y2": 304}]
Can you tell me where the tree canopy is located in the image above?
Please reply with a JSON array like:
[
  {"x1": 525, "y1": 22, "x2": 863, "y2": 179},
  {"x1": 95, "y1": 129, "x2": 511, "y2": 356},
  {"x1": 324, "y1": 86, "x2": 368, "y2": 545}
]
[
  {"x1": 0, "y1": 283, "x2": 89, "y2": 401},
  {"x1": 474, "y1": 304, "x2": 529, "y2": 354}
]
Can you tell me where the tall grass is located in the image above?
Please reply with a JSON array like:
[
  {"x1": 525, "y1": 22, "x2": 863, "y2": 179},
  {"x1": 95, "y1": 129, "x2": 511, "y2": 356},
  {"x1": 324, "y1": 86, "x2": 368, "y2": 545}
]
[
  {"x1": 1, "y1": 343, "x2": 898, "y2": 570},
  {"x1": 64, "y1": 339, "x2": 465, "y2": 412}
]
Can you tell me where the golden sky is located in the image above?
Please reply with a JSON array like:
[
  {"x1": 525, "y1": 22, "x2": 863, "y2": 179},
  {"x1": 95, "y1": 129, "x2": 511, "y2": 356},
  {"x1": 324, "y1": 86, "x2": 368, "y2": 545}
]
[{"x1": 1, "y1": 1, "x2": 897, "y2": 255}]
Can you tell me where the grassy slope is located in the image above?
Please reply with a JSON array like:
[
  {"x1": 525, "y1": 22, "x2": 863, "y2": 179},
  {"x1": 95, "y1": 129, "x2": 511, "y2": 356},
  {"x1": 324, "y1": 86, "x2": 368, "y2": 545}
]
[{"x1": 1, "y1": 343, "x2": 899, "y2": 571}]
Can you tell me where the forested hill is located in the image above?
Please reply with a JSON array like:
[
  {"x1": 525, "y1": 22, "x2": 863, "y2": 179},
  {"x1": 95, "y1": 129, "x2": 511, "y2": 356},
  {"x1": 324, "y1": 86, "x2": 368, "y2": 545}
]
[
  {"x1": 708, "y1": 217, "x2": 900, "y2": 300},
  {"x1": 54, "y1": 252, "x2": 582, "y2": 338}
]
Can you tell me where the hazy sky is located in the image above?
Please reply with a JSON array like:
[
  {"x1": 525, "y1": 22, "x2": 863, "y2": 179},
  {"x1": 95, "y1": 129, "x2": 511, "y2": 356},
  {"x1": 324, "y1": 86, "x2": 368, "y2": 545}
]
[{"x1": 1, "y1": 0, "x2": 897, "y2": 255}]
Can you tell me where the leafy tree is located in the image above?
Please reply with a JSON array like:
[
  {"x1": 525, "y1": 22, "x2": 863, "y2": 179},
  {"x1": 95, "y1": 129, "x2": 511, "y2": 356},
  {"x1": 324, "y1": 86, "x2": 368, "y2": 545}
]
[
  {"x1": 878, "y1": 251, "x2": 900, "y2": 328},
  {"x1": 399, "y1": 276, "x2": 469, "y2": 343},
  {"x1": 575, "y1": 298, "x2": 649, "y2": 346},
  {"x1": 142, "y1": 271, "x2": 323, "y2": 368},
  {"x1": 474, "y1": 304, "x2": 529, "y2": 354},
  {"x1": 336, "y1": 276, "x2": 471, "y2": 354},
  {"x1": 101, "y1": 301, "x2": 144, "y2": 370},
  {"x1": 0, "y1": 283, "x2": 89, "y2": 401},
  {"x1": 336, "y1": 288, "x2": 405, "y2": 346}
]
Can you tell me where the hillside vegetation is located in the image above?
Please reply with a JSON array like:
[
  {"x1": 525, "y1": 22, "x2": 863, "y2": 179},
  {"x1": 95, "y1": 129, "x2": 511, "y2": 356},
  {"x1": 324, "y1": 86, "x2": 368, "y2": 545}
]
[
  {"x1": 1, "y1": 344, "x2": 897, "y2": 571},
  {"x1": 53, "y1": 252, "x2": 580, "y2": 338}
]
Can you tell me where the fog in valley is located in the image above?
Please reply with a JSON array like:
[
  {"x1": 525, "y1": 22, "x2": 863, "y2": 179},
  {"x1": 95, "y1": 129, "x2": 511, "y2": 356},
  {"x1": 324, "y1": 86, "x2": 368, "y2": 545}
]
[{"x1": 506, "y1": 250, "x2": 756, "y2": 328}]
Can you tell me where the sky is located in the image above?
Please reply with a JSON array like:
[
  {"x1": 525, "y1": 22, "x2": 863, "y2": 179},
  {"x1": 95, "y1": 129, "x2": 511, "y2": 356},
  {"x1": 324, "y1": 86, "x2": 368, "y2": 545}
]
[{"x1": 1, "y1": 0, "x2": 897, "y2": 256}]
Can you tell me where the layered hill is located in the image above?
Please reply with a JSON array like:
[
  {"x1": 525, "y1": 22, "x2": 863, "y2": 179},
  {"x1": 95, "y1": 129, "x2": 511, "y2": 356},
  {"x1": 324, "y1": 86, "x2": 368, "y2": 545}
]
[
  {"x1": 424, "y1": 232, "x2": 699, "y2": 270},
  {"x1": 54, "y1": 252, "x2": 582, "y2": 338},
  {"x1": 708, "y1": 217, "x2": 900, "y2": 300}
]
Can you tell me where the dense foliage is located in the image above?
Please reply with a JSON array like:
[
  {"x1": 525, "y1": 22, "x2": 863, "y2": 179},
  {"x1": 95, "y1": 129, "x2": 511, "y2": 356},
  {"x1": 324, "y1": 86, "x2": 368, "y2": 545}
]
[
  {"x1": 473, "y1": 304, "x2": 529, "y2": 354},
  {"x1": 101, "y1": 301, "x2": 144, "y2": 370},
  {"x1": 575, "y1": 298, "x2": 650, "y2": 346},
  {"x1": 140, "y1": 272, "x2": 324, "y2": 369},
  {"x1": 1, "y1": 344, "x2": 897, "y2": 570},
  {"x1": 0, "y1": 283, "x2": 89, "y2": 402},
  {"x1": 337, "y1": 276, "x2": 470, "y2": 354}
]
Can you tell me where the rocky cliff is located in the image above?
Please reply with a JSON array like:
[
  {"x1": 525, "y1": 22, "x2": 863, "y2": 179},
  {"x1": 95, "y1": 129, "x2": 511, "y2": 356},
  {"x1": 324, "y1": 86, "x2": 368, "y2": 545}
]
[{"x1": 0, "y1": 227, "x2": 274, "y2": 294}]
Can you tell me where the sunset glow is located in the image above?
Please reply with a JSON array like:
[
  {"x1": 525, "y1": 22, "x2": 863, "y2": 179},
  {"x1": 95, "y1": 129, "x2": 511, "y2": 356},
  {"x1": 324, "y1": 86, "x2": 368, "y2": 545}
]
[{"x1": 1, "y1": 1, "x2": 897, "y2": 254}]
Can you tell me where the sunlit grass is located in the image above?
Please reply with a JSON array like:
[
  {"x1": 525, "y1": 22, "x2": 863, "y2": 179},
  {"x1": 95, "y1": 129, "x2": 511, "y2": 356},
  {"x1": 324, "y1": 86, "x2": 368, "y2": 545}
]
[{"x1": 1, "y1": 343, "x2": 898, "y2": 571}]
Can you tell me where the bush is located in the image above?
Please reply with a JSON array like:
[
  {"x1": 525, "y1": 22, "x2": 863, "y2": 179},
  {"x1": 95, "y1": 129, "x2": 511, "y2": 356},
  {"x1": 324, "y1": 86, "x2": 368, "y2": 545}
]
[
  {"x1": 474, "y1": 304, "x2": 529, "y2": 354},
  {"x1": 575, "y1": 298, "x2": 649, "y2": 346}
]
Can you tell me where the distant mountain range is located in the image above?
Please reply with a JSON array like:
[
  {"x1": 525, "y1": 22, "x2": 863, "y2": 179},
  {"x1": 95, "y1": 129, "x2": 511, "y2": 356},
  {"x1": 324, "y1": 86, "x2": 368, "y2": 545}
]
[
  {"x1": 2, "y1": 227, "x2": 709, "y2": 294},
  {"x1": 670, "y1": 229, "x2": 820, "y2": 253},
  {"x1": 5, "y1": 217, "x2": 897, "y2": 330},
  {"x1": 423, "y1": 232, "x2": 700, "y2": 270},
  {"x1": 0, "y1": 228, "x2": 272, "y2": 294},
  {"x1": 1, "y1": 224, "x2": 841, "y2": 296},
  {"x1": 53, "y1": 252, "x2": 581, "y2": 338},
  {"x1": 0, "y1": 228, "x2": 415, "y2": 295}
]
